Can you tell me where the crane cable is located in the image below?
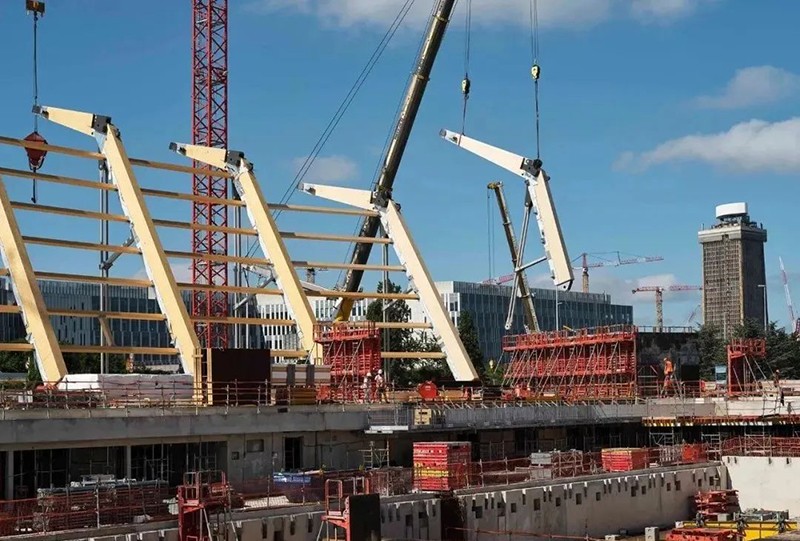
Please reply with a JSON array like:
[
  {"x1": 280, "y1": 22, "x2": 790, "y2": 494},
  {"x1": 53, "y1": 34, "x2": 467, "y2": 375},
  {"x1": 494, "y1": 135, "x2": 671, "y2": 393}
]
[
  {"x1": 529, "y1": 0, "x2": 542, "y2": 159},
  {"x1": 27, "y1": 1, "x2": 46, "y2": 204},
  {"x1": 243, "y1": 0, "x2": 416, "y2": 262},
  {"x1": 460, "y1": 0, "x2": 472, "y2": 135}
]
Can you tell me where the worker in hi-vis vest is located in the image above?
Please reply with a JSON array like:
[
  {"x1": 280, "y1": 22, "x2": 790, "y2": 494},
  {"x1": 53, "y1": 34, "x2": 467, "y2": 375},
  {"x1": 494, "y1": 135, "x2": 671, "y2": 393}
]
[{"x1": 662, "y1": 356, "x2": 675, "y2": 396}]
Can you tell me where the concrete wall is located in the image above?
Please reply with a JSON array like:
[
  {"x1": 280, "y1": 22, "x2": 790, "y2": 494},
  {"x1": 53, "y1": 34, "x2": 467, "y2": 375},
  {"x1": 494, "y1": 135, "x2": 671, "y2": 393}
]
[
  {"x1": 458, "y1": 463, "x2": 725, "y2": 541},
  {"x1": 7, "y1": 494, "x2": 441, "y2": 541},
  {"x1": 724, "y1": 455, "x2": 800, "y2": 516}
]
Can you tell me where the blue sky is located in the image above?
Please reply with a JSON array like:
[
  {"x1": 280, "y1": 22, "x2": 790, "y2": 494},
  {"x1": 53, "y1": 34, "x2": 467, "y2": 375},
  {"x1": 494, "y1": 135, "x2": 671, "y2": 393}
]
[{"x1": 0, "y1": 0, "x2": 798, "y2": 328}]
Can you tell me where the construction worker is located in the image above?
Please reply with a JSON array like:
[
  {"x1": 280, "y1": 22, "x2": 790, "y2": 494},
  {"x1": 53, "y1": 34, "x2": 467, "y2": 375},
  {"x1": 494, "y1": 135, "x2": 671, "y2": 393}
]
[
  {"x1": 662, "y1": 356, "x2": 675, "y2": 397},
  {"x1": 375, "y1": 369, "x2": 388, "y2": 403},
  {"x1": 362, "y1": 372, "x2": 373, "y2": 403}
]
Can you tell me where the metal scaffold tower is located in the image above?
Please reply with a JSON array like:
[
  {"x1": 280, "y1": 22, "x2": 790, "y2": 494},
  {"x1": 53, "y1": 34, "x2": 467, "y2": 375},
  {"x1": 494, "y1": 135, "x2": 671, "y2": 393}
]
[
  {"x1": 315, "y1": 322, "x2": 381, "y2": 402},
  {"x1": 192, "y1": 0, "x2": 229, "y2": 347},
  {"x1": 502, "y1": 326, "x2": 638, "y2": 401}
]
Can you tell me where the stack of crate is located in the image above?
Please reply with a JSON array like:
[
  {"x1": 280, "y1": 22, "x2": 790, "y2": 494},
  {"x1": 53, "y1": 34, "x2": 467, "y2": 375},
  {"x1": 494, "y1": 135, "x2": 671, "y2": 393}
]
[
  {"x1": 694, "y1": 490, "x2": 739, "y2": 518},
  {"x1": 413, "y1": 442, "x2": 471, "y2": 492},
  {"x1": 601, "y1": 448, "x2": 650, "y2": 472}
]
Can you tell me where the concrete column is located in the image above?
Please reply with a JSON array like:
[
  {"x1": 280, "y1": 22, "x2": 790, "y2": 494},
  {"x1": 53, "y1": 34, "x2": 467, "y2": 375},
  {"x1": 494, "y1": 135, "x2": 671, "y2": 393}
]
[
  {"x1": 125, "y1": 445, "x2": 132, "y2": 481},
  {"x1": 5, "y1": 451, "x2": 14, "y2": 500}
]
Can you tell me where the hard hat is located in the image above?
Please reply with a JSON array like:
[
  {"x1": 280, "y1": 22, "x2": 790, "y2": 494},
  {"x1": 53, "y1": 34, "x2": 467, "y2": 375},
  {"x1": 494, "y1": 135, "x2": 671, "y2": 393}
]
[
  {"x1": 366, "y1": 372, "x2": 372, "y2": 378},
  {"x1": 377, "y1": 369, "x2": 383, "y2": 375}
]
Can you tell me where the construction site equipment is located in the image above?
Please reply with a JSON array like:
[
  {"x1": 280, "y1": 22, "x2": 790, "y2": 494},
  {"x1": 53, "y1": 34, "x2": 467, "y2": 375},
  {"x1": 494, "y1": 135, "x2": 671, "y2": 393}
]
[
  {"x1": 487, "y1": 181, "x2": 539, "y2": 332},
  {"x1": 441, "y1": 131, "x2": 574, "y2": 292},
  {"x1": 726, "y1": 338, "x2": 767, "y2": 396},
  {"x1": 301, "y1": 182, "x2": 479, "y2": 381},
  {"x1": 321, "y1": 477, "x2": 381, "y2": 541},
  {"x1": 482, "y1": 273, "x2": 515, "y2": 286},
  {"x1": 632, "y1": 285, "x2": 702, "y2": 331},
  {"x1": 335, "y1": 0, "x2": 456, "y2": 321},
  {"x1": 779, "y1": 257, "x2": 800, "y2": 334},
  {"x1": 191, "y1": 0, "x2": 230, "y2": 349},
  {"x1": 666, "y1": 528, "x2": 738, "y2": 541},
  {"x1": 574, "y1": 252, "x2": 664, "y2": 293},
  {"x1": 413, "y1": 442, "x2": 471, "y2": 492},
  {"x1": 177, "y1": 471, "x2": 236, "y2": 541},
  {"x1": 694, "y1": 490, "x2": 740, "y2": 519},
  {"x1": 315, "y1": 322, "x2": 381, "y2": 402},
  {"x1": 601, "y1": 448, "x2": 649, "y2": 472},
  {"x1": 503, "y1": 325, "x2": 637, "y2": 401}
]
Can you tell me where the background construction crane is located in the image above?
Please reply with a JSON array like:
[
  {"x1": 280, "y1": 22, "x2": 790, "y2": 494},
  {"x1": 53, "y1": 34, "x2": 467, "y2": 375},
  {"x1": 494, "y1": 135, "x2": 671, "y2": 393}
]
[
  {"x1": 779, "y1": 257, "x2": 800, "y2": 334},
  {"x1": 191, "y1": 0, "x2": 229, "y2": 347},
  {"x1": 574, "y1": 252, "x2": 664, "y2": 293},
  {"x1": 334, "y1": 0, "x2": 456, "y2": 321},
  {"x1": 632, "y1": 285, "x2": 702, "y2": 331},
  {"x1": 487, "y1": 181, "x2": 539, "y2": 332}
]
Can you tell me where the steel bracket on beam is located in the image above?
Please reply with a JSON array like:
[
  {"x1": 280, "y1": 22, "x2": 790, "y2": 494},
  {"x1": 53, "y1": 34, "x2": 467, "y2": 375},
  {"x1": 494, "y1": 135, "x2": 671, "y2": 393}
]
[
  {"x1": 172, "y1": 142, "x2": 320, "y2": 362},
  {"x1": 40, "y1": 106, "x2": 202, "y2": 381},
  {"x1": 440, "y1": 129, "x2": 574, "y2": 291},
  {"x1": 301, "y1": 182, "x2": 479, "y2": 381}
]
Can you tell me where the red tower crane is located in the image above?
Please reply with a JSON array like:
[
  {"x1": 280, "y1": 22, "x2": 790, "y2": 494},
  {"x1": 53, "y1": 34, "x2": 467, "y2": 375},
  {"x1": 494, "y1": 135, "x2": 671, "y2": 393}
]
[
  {"x1": 575, "y1": 252, "x2": 664, "y2": 293},
  {"x1": 632, "y1": 285, "x2": 702, "y2": 331},
  {"x1": 192, "y1": 0, "x2": 229, "y2": 347}
]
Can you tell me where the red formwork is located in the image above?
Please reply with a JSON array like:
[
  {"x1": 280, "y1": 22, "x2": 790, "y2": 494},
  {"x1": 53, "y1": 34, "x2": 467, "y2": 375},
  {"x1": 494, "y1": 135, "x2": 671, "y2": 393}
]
[
  {"x1": 666, "y1": 528, "x2": 738, "y2": 541},
  {"x1": 727, "y1": 338, "x2": 767, "y2": 396},
  {"x1": 601, "y1": 448, "x2": 650, "y2": 472},
  {"x1": 693, "y1": 490, "x2": 739, "y2": 518},
  {"x1": 315, "y1": 322, "x2": 381, "y2": 402},
  {"x1": 413, "y1": 442, "x2": 471, "y2": 492},
  {"x1": 502, "y1": 325, "x2": 638, "y2": 401}
]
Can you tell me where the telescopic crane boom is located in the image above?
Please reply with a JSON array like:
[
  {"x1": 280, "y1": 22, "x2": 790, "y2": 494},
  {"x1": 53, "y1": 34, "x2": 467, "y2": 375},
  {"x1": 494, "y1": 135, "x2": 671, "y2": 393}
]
[
  {"x1": 334, "y1": 0, "x2": 457, "y2": 321},
  {"x1": 488, "y1": 182, "x2": 539, "y2": 332}
]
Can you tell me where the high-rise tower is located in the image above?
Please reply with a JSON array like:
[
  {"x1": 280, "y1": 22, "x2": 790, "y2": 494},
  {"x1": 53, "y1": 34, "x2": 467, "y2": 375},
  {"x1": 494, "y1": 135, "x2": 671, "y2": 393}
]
[{"x1": 699, "y1": 203, "x2": 767, "y2": 338}]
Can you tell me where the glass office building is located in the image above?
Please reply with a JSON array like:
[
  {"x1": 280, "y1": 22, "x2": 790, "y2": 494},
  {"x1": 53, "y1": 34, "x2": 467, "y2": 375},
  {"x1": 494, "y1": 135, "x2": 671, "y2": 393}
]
[{"x1": 411, "y1": 281, "x2": 634, "y2": 364}]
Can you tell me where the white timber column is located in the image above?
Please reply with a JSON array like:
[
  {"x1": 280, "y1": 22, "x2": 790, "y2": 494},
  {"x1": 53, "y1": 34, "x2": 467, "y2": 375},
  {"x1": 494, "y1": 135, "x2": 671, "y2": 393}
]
[
  {"x1": 38, "y1": 107, "x2": 202, "y2": 391},
  {"x1": 171, "y1": 143, "x2": 320, "y2": 362},
  {"x1": 301, "y1": 182, "x2": 479, "y2": 382},
  {"x1": 0, "y1": 175, "x2": 67, "y2": 382}
]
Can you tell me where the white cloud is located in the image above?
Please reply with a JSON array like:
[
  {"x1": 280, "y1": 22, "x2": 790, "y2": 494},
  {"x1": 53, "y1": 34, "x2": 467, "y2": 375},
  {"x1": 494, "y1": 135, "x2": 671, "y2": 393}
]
[
  {"x1": 615, "y1": 117, "x2": 800, "y2": 174},
  {"x1": 293, "y1": 155, "x2": 359, "y2": 184},
  {"x1": 630, "y1": 0, "x2": 706, "y2": 22},
  {"x1": 694, "y1": 66, "x2": 800, "y2": 109},
  {"x1": 247, "y1": 0, "x2": 615, "y2": 29}
]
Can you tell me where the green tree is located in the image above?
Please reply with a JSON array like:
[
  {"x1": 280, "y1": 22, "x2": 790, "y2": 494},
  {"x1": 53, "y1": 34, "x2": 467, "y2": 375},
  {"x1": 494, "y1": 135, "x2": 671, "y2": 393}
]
[
  {"x1": 366, "y1": 279, "x2": 411, "y2": 353},
  {"x1": 457, "y1": 311, "x2": 484, "y2": 369}
]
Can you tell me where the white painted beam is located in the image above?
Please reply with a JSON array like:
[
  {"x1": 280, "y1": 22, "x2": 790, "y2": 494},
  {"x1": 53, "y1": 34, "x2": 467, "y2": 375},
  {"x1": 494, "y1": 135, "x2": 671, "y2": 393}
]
[
  {"x1": 175, "y1": 143, "x2": 320, "y2": 362},
  {"x1": 301, "y1": 182, "x2": 479, "y2": 381},
  {"x1": 0, "y1": 175, "x2": 67, "y2": 382}
]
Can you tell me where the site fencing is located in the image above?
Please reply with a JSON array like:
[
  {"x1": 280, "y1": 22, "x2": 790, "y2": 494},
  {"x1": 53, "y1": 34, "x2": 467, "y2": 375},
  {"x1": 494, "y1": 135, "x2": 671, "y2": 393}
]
[{"x1": 720, "y1": 436, "x2": 800, "y2": 458}]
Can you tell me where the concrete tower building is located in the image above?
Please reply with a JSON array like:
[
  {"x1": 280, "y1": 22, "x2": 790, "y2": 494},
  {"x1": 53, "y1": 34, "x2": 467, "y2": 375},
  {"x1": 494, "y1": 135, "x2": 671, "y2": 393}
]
[{"x1": 699, "y1": 203, "x2": 768, "y2": 338}]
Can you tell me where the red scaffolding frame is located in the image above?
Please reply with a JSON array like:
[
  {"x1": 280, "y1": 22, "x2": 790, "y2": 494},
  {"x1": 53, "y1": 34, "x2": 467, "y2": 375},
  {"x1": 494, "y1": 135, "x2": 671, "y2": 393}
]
[
  {"x1": 315, "y1": 322, "x2": 381, "y2": 402},
  {"x1": 726, "y1": 338, "x2": 767, "y2": 396},
  {"x1": 502, "y1": 325, "x2": 638, "y2": 401},
  {"x1": 178, "y1": 471, "x2": 235, "y2": 541}
]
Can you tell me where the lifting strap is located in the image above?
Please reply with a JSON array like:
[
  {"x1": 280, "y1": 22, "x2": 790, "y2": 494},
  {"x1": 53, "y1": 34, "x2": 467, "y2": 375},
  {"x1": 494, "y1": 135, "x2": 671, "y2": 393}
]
[{"x1": 529, "y1": 0, "x2": 542, "y2": 159}]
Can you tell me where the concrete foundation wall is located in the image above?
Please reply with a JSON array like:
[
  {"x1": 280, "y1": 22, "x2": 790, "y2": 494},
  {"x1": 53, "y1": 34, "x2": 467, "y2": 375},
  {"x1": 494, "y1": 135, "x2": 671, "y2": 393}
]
[
  {"x1": 8, "y1": 494, "x2": 441, "y2": 541},
  {"x1": 724, "y1": 455, "x2": 800, "y2": 516},
  {"x1": 458, "y1": 463, "x2": 725, "y2": 541}
]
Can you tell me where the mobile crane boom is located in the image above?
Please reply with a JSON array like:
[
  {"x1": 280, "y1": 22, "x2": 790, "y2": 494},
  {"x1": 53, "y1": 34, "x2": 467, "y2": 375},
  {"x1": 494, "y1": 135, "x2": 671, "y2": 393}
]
[
  {"x1": 488, "y1": 182, "x2": 540, "y2": 332},
  {"x1": 335, "y1": 0, "x2": 457, "y2": 321}
]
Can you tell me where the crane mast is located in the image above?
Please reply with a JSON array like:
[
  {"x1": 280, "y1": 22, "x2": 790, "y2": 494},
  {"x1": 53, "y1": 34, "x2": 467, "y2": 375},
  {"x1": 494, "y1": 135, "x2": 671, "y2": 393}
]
[
  {"x1": 488, "y1": 182, "x2": 539, "y2": 332},
  {"x1": 334, "y1": 0, "x2": 456, "y2": 321}
]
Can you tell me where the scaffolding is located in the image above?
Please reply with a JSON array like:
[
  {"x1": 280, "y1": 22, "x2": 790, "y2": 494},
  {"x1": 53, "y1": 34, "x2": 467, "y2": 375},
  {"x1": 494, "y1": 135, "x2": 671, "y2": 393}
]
[
  {"x1": 502, "y1": 326, "x2": 637, "y2": 401},
  {"x1": 726, "y1": 338, "x2": 767, "y2": 396},
  {"x1": 315, "y1": 322, "x2": 381, "y2": 402},
  {"x1": 177, "y1": 471, "x2": 237, "y2": 541}
]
